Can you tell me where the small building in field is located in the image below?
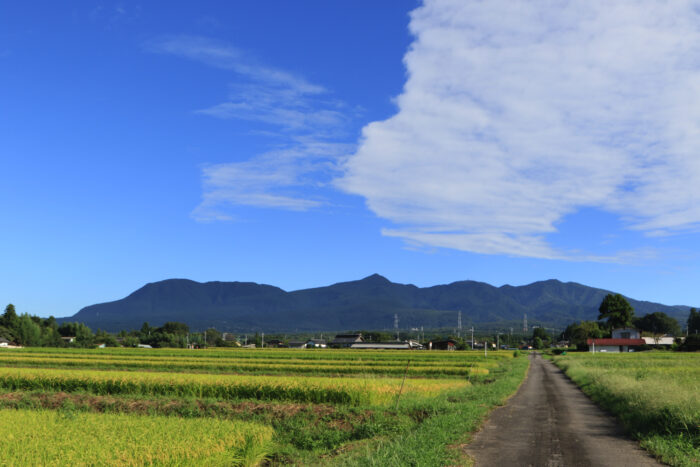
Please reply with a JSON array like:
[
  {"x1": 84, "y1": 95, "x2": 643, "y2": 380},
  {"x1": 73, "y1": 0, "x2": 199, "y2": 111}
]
[
  {"x1": 287, "y1": 341, "x2": 307, "y2": 349},
  {"x1": 350, "y1": 340, "x2": 422, "y2": 350},
  {"x1": 642, "y1": 336, "x2": 676, "y2": 346},
  {"x1": 306, "y1": 339, "x2": 327, "y2": 348},
  {"x1": 61, "y1": 336, "x2": 76, "y2": 344},
  {"x1": 221, "y1": 333, "x2": 238, "y2": 342},
  {"x1": 329, "y1": 334, "x2": 364, "y2": 348},
  {"x1": 265, "y1": 339, "x2": 284, "y2": 348},
  {"x1": 0, "y1": 337, "x2": 10, "y2": 347},
  {"x1": 429, "y1": 339, "x2": 457, "y2": 351}
]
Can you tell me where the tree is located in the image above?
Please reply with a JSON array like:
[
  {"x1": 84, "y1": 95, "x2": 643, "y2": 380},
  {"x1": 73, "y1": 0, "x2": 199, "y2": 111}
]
[
  {"x1": 160, "y1": 322, "x2": 189, "y2": 336},
  {"x1": 687, "y1": 308, "x2": 700, "y2": 335},
  {"x1": 598, "y1": 294, "x2": 634, "y2": 329},
  {"x1": 531, "y1": 327, "x2": 551, "y2": 348},
  {"x1": 2, "y1": 304, "x2": 19, "y2": 330},
  {"x1": 634, "y1": 312, "x2": 681, "y2": 336},
  {"x1": 562, "y1": 321, "x2": 604, "y2": 347},
  {"x1": 16, "y1": 314, "x2": 42, "y2": 347}
]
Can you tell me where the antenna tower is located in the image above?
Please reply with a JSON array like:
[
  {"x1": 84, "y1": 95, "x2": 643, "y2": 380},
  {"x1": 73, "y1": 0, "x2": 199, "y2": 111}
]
[
  {"x1": 523, "y1": 313, "x2": 528, "y2": 333},
  {"x1": 457, "y1": 311, "x2": 462, "y2": 338}
]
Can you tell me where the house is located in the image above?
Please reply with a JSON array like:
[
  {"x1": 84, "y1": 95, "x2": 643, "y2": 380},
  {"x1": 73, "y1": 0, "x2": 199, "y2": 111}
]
[
  {"x1": 329, "y1": 333, "x2": 364, "y2": 348},
  {"x1": 287, "y1": 341, "x2": 307, "y2": 349},
  {"x1": 0, "y1": 337, "x2": 9, "y2": 347},
  {"x1": 429, "y1": 339, "x2": 457, "y2": 351},
  {"x1": 265, "y1": 339, "x2": 284, "y2": 348},
  {"x1": 587, "y1": 328, "x2": 646, "y2": 353},
  {"x1": 136, "y1": 344, "x2": 153, "y2": 349},
  {"x1": 61, "y1": 336, "x2": 76, "y2": 344},
  {"x1": 306, "y1": 339, "x2": 327, "y2": 348}
]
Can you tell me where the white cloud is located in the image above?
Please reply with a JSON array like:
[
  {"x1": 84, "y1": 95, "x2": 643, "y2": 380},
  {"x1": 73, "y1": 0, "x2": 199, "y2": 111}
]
[{"x1": 337, "y1": 0, "x2": 700, "y2": 258}]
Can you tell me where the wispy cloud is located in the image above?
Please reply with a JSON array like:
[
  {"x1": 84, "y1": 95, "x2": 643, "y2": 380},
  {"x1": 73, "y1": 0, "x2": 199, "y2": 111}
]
[
  {"x1": 148, "y1": 36, "x2": 351, "y2": 220},
  {"x1": 337, "y1": 0, "x2": 700, "y2": 260},
  {"x1": 146, "y1": 36, "x2": 325, "y2": 94},
  {"x1": 191, "y1": 140, "x2": 352, "y2": 221}
]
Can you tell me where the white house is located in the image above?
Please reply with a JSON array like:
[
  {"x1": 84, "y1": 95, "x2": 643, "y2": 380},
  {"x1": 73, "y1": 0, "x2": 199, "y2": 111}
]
[
  {"x1": 611, "y1": 328, "x2": 641, "y2": 339},
  {"x1": 588, "y1": 328, "x2": 646, "y2": 353}
]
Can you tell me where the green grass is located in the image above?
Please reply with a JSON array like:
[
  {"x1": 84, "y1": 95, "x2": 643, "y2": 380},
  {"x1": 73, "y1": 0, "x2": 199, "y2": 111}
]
[{"x1": 550, "y1": 352, "x2": 700, "y2": 467}]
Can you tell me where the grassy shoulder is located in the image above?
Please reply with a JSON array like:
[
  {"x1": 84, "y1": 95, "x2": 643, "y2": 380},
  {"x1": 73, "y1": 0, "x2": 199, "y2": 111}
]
[
  {"x1": 549, "y1": 352, "x2": 699, "y2": 467},
  {"x1": 329, "y1": 354, "x2": 530, "y2": 466}
]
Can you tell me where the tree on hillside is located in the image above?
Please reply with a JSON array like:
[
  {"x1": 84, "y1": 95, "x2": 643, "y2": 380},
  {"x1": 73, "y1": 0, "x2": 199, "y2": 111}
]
[
  {"x1": 688, "y1": 308, "x2": 700, "y2": 335},
  {"x1": 634, "y1": 312, "x2": 681, "y2": 336},
  {"x1": 598, "y1": 294, "x2": 634, "y2": 329}
]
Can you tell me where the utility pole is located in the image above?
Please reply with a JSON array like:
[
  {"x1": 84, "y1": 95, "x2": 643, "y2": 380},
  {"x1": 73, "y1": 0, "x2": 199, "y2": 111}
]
[
  {"x1": 261, "y1": 332, "x2": 264, "y2": 348},
  {"x1": 394, "y1": 313, "x2": 399, "y2": 341},
  {"x1": 470, "y1": 327, "x2": 474, "y2": 350},
  {"x1": 523, "y1": 313, "x2": 528, "y2": 333},
  {"x1": 457, "y1": 311, "x2": 462, "y2": 339}
]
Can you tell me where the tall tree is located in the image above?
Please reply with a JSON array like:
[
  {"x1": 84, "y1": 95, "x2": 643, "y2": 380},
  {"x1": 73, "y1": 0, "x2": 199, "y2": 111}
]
[
  {"x1": 688, "y1": 308, "x2": 700, "y2": 335},
  {"x1": 598, "y1": 294, "x2": 634, "y2": 329},
  {"x1": 634, "y1": 312, "x2": 681, "y2": 336},
  {"x1": 2, "y1": 304, "x2": 19, "y2": 330}
]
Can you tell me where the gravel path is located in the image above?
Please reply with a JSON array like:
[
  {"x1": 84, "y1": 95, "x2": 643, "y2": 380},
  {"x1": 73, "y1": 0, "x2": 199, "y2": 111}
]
[{"x1": 464, "y1": 353, "x2": 663, "y2": 467}]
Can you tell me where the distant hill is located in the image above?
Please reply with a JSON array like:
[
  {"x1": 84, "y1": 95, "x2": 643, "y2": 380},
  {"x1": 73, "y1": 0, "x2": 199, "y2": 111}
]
[{"x1": 61, "y1": 274, "x2": 691, "y2": 333}]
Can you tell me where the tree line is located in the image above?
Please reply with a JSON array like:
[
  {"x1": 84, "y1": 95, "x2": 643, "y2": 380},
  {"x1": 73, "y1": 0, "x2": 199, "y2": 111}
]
[{"x1": 560, "y1": 294, "x2": 700, "y2": 350}]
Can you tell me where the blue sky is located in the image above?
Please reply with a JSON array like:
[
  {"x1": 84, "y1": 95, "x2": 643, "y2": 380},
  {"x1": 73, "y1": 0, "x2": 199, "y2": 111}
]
[{"x1": 2, "y1": 0, "x2": 700, "y2": 319}]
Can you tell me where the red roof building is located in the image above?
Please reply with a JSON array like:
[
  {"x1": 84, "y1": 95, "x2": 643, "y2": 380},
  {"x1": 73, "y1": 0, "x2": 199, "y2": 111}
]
[{"x1": 587, "y1": 338, "x2": 645, "y2": 353}]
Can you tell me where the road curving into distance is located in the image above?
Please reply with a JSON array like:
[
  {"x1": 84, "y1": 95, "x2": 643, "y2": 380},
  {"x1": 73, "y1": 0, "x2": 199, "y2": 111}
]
[{"x1": 465, "y1": 353, "x2": 663, "y2": 467}]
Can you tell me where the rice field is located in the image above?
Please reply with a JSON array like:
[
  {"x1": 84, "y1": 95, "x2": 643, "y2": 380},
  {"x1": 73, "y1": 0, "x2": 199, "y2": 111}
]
[
  {"x1": 0, "y1": 347, "x2": 528, "y2": 466},
  {"x1": 551, "y1": 352, "x2": 700, "y2": 467}
]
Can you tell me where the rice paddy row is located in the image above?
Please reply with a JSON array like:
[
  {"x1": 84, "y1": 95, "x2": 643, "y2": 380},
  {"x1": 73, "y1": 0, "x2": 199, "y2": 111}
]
[
  {"x1": 0, "y1": 348, "x2": 527, "y2": 465},
  {"x1": 0, "y1": 366, "x2": 469, "y2": 405},
  {"x1": 0, "y1": 353, "x2": 493, "y2": 377}
]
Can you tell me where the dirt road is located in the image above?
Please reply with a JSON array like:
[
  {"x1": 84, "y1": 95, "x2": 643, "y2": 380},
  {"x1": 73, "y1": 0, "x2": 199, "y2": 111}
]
[{"x1": 464, "y1": 353, "x2": 663, "y2": 467}]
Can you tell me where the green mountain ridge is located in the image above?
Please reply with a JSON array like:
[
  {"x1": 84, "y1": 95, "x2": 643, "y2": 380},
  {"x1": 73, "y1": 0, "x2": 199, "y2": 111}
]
[{"x1": 60, "y1": 274, "x2": 691, "y2": 333}]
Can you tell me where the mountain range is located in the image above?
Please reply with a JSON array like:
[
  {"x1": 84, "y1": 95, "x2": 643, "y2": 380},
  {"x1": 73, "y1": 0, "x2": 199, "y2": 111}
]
[{"x1": 60, "y1": 274, "x2": 691, "y2": 333}]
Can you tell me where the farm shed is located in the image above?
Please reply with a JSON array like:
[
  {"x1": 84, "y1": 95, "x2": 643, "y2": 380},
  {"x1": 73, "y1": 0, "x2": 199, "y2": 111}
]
[
  {"x1": 287, "y1": 341, "x2": 307, "y2": 349},
  {"x1": 329, "y1": 334, "x2": 364, "y2": 348},
  {"x1": 429, "y1": 339, "x2": 457, "y2": 351},
  {"x1": 350, "y1": 342, "x2": 415, "y2": 350},
  {"x1": 306, "y1": 339, "x2": 327, "y2": 348}
]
